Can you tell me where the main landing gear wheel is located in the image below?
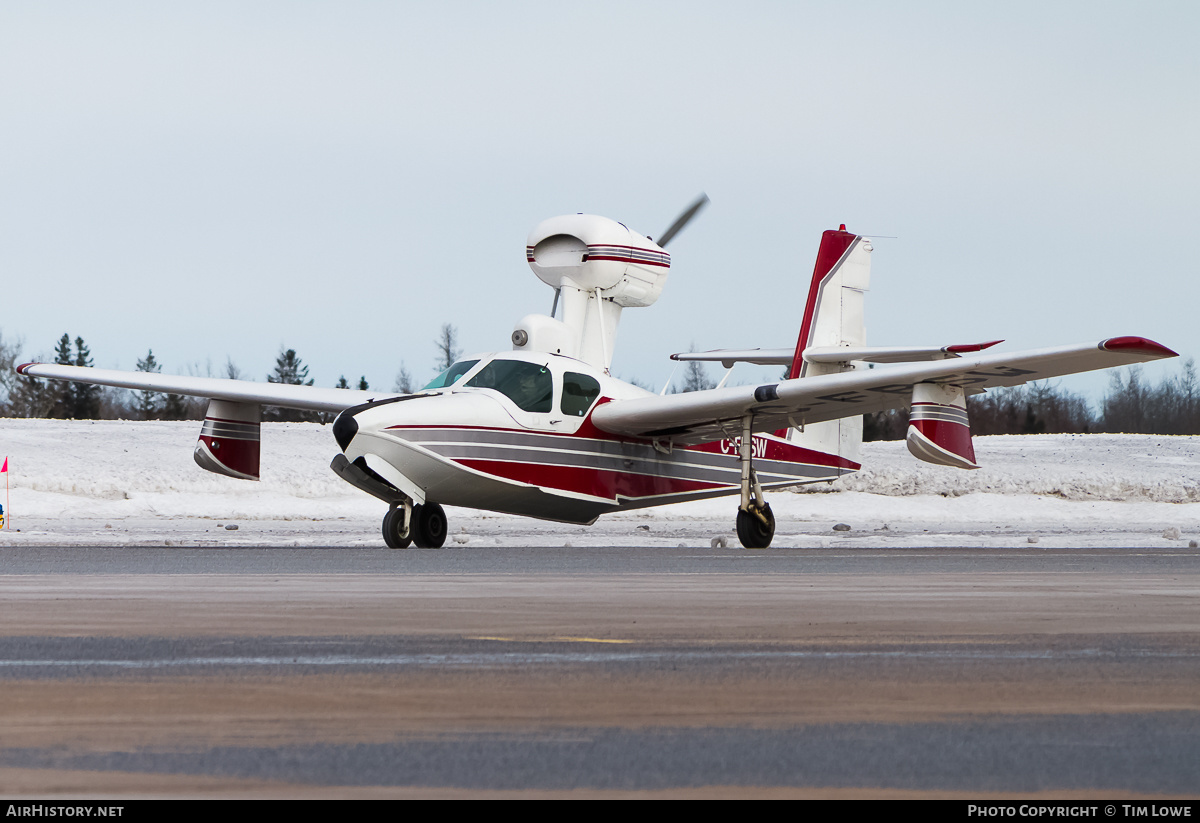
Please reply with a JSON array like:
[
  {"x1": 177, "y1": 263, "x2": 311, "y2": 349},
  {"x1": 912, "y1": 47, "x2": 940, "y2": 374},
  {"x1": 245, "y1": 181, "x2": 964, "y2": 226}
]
[
  {"x1": 412, "y1": 502, "x2": 448, "y2": 548},
  {"x1": 736, "y1": 503, "x2": 775, "y2": 549},
  {"x1": 382, "y1": 507, "x2": 412, "y2": 549}
]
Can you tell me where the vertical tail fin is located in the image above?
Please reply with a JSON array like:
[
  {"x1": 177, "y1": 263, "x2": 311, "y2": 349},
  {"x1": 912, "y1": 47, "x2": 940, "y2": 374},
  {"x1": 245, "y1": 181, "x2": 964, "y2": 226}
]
[
  {"x1": 787, "y1": 225, "x2": 872, "y2": 380},
  {"x1": 783, "y1": 226, "x2": 872, "y2": 466}
]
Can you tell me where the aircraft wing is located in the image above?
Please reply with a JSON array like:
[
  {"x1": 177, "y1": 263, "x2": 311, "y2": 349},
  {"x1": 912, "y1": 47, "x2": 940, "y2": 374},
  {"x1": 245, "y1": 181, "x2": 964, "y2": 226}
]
[
  {"x1": 15, "y1": 363, "x2": 399, "y2": 412},
  {"x1": 592, "y1": 337, "x2": 1177, "y2": 444}
]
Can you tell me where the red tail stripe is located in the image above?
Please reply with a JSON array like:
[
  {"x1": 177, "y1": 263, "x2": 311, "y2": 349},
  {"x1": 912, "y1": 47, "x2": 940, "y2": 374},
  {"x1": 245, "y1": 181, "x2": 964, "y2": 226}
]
[{"x1": 788, "y1": 229, "x2": 858, "y2": 380}]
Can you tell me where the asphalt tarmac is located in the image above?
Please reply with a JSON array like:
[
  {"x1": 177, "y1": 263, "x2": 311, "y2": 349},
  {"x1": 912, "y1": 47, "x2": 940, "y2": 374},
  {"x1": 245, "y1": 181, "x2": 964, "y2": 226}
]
[{"x1": 0, "y1": 543, "x2": 1197, "y2": 798}]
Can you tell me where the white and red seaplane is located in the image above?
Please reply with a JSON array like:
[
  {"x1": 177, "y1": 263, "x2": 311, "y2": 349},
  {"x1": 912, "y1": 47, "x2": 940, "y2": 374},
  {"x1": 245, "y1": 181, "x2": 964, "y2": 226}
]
[{"x1": 17, "y1": 199, "x2": 1177, "y2": 548}]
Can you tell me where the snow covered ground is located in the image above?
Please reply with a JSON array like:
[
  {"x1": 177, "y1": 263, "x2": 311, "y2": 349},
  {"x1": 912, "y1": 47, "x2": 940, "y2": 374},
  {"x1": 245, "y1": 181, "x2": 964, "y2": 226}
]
[{"x1": 0, "y1": 418, "x2": 1198, "y2": 549}]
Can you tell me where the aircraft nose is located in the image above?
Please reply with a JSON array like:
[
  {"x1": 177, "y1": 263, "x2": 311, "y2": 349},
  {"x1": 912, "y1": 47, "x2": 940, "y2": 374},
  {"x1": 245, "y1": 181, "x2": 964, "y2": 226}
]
[{"x1": 332, "y1": 409, "x2": 358, "y2": 451}]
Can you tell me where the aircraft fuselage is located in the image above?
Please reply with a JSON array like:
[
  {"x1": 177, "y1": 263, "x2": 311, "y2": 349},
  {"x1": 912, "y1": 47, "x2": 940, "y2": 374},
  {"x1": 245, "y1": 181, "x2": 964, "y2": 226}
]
[{"x1": 333, "y1": 351, "x2": 858, "y2": 525}]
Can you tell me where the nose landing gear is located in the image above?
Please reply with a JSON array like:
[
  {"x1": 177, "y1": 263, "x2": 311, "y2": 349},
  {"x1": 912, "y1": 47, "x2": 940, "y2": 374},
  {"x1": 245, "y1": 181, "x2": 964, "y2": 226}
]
[
  {"x1": 412, "y1": 502, "x2": 448, "y2": 548},
  {"x1": 382, "y1": 503, "x2": 412, "y2": 549},
  {"x1": 382, "y1": 500, "x2": 448, "y2": 549}
]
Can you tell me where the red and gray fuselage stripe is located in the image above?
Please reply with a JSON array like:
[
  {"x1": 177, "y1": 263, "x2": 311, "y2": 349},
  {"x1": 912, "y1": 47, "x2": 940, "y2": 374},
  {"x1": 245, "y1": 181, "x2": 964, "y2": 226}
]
[
  {"x1": 524, "y1": 244, "x2": 670, "y2": 268},
  {"x1": 384, "y1": 425, "x2": 853, "y2": 501}
]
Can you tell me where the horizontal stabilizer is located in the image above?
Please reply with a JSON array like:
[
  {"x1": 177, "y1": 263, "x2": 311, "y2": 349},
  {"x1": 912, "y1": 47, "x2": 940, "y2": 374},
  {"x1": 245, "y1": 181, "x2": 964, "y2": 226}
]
[
  {"x1": 804, "y1": 340, "x2": 1004, "y2": 364},
  {"x1": 670, "y1": 348, "x2": 793, "y2": 368},
  {"x1": 671, "y1": 340, "x2": 1006, "y2": 369}
]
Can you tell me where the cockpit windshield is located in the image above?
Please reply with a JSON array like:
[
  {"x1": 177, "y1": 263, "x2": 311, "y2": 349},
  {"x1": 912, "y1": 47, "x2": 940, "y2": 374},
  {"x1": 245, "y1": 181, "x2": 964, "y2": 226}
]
[
  {"x1": 421, "y1": 359, "x2": 480, "y2": 391},
  {"x1": 465, "y1": 359, "x2": 553, "y2": 413}
]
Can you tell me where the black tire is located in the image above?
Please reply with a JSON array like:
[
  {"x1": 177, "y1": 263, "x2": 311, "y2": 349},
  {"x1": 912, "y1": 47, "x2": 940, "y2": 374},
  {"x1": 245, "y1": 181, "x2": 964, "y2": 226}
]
[
  {"x1": 736, "y1": 503, "x2": 775, "y2": 549},
  {"x1": 382, "y1": 507, "x2": 412, "y2": 549},
  {"x1": 412, "y1": 502, "x2": 448, "y2": 548}
]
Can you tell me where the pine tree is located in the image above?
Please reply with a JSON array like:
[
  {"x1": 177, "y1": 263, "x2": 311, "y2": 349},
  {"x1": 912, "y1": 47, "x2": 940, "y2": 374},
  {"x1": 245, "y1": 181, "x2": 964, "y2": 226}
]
[
  {"x1": 266, "y1": 347, "x2": 315, "y2": 422},
  {"x1": 48, "y1": 334, "x2": 101, "y2": 418},
  {"x1": 335, "y1": 375, "x2": 350, "y2": 389},
  {"x1": 71, "y1": 337, "x2": 101, "y2": 419},
  {"x1": 268, "y1": 349, "x2": 314, "y2": 386},
  {"x1": 50, "y1": 334, "x2": 73, "y2": 418},
  {"x1": 53, "y1": 334, "x2": 71, "y2": 366},
  {"x1": 356, "y1": 376, "x2": 369, "y2": 391},
  {"x1": 162, "y1": 393, "x2": 190, "y2": 421},
  {"x1": 135, "y1": 349, "x2": 162, "y2": 420}
]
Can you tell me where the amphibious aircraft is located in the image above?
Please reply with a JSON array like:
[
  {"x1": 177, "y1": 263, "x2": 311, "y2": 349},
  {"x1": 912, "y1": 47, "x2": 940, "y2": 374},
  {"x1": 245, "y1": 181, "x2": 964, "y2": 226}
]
[{"x1": 16, "y1": 198, "x2": 1177, "y2": 548}]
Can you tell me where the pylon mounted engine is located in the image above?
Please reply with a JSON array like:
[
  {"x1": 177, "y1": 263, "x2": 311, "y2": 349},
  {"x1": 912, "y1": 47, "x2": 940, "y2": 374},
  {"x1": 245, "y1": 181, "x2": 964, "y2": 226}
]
[{"x1": 514, "y1": 214, "x2": 670, "y2": 371}]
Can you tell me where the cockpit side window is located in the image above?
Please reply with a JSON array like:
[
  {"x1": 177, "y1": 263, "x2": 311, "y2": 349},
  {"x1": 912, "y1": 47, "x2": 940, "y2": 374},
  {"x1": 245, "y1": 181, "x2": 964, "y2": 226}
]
[
  {"x1": 465, "y1": 360, "x2": 553, "y2": 413},
  {"x1": 422, "y1": 359, "x2": 480, "y2": 391},
  {"x1": 561, "y1": 372, "x2": 601, "y2": 417}
]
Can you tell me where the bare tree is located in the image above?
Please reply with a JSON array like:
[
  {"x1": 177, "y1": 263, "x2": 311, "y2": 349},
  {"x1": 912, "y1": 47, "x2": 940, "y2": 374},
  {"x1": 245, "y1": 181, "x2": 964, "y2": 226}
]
[
  {"x1": 0, "y1": 331, "x2": 59, "y2": 419},
  {"x1": 1101, "y1": 367, "x2": 1147, "y2": 433},
  {"x1": 394, "y1": 362, "x2": 415, "y2": 393},
  {"x1": 676, "y1": 345, "x2": 715, "y2": 393},
  {"x1": 863, "y1": 408, "x2": 909, "y2": 441},
  {"x1": 0, "y1": 330, "x2": 23, "y2": 415},
  {"x1": 433, "y1": 324, "x2": 461, "y2": 374}
]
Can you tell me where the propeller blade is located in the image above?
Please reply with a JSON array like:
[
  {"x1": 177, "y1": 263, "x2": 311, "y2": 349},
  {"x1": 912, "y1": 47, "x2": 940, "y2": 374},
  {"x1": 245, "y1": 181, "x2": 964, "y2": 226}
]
[{"x1": 656, "y1": 193, "x2": 709, "y2": 248}]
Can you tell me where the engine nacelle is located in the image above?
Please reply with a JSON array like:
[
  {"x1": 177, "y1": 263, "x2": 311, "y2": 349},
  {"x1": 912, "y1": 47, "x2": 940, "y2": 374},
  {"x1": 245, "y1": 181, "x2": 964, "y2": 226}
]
[
  {"x1": 523, "y1": 213, "x2": 672, "y2": 371},
  {"x1": 906, "y1": 383, "x2": 979, "y2": 470},
  {"x1": 526, "y1": 214, "x2": 670, "y2": 309}
]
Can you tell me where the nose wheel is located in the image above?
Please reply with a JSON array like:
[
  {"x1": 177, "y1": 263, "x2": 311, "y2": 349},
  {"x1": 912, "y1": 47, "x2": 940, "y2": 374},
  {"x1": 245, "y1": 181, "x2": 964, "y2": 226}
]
[
  {"x1": 412, "y1": 502, "x2": 448, "y2": 548},
  {"x1": 382, "y1": 500, "x2": 448, "y2": 549},
  {"x1": 382, "y1": 504, "x2": 412, "y2": 549}
]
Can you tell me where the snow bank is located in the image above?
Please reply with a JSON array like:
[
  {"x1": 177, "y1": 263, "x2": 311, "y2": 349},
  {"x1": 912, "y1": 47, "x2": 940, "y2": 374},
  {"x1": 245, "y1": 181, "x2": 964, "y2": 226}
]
[
  {"x1": 828, "y1": 434, "x2": 1200, "y2": 503},
  {"x1": 0, "y1": 420, "x2": 1197, "y2": 547}
]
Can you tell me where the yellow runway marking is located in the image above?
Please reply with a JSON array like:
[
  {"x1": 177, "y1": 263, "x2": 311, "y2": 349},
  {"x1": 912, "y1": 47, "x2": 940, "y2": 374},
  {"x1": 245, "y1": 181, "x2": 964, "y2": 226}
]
[{"x1": 469, "y1": 635, "x2": 634, "y2": 644}]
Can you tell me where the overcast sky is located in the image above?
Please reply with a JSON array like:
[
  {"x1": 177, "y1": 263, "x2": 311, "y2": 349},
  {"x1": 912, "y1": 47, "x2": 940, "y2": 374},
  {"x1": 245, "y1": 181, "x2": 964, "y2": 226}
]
[{"x1": 2, "y1": 1, "x2": 1196, "y2": 401}]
